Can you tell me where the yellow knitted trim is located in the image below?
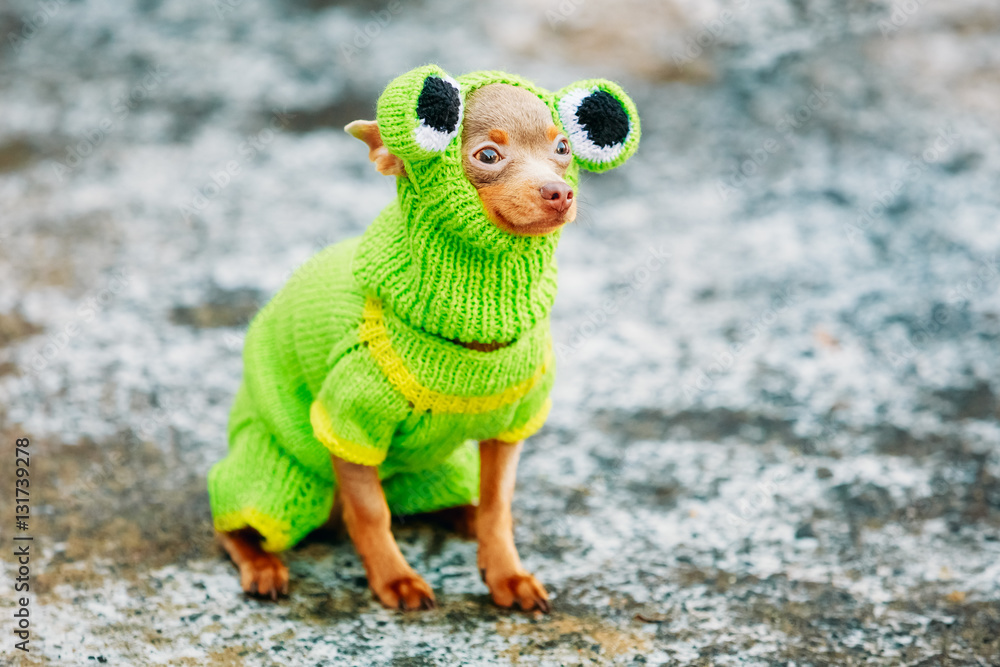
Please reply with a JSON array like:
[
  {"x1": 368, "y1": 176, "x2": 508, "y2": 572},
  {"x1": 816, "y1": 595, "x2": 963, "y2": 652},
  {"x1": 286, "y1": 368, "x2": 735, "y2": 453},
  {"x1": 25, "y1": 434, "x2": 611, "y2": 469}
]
[
  {"x1": 214, "y1": 507, "x2": 291, "y2": 553},
  {"x1": 496, "y1": 397, "x2": 552, "y2": 443},
  {"x1": 310, "y1": 401, "x2": 388, "y2": 466},
  {"x1": 359, "y1": 297, "x2": 551, "y2": 415}
]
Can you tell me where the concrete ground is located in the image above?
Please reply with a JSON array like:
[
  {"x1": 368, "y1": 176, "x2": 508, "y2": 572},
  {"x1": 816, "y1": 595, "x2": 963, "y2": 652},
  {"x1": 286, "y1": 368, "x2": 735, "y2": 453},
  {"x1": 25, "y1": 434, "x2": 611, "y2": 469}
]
[{"x1": 1, "y1": 0, "x2": 999, "y2": 664}]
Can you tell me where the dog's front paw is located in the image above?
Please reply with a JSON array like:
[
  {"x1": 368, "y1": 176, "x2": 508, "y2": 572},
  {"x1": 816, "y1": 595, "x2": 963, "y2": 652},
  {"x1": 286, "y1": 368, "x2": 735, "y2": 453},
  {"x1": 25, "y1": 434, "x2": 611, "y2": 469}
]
[
  {"x1": 482, "y1": 569, "x2": 550, "y2": 613},
  {"x1": 373, "y1": 573, "x2": 436, "y2": 611},
  {"x1": 239, "y1": 553, "x2": 289, "y2": 600}
]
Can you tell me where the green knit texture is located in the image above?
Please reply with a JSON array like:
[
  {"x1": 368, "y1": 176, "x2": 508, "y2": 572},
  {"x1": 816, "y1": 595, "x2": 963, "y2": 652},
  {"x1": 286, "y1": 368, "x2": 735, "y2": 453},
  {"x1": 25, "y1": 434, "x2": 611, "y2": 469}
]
[{"x1": 208, "y1": 66, "x2": 640, "y2": 552}]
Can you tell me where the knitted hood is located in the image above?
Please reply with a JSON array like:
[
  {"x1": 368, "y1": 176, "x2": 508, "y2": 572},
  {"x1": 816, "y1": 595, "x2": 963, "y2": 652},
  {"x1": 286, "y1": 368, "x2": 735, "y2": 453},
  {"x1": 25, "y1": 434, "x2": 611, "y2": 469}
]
[{"x1": 352, "y1": 65, "x2": 640, "y2": 344}]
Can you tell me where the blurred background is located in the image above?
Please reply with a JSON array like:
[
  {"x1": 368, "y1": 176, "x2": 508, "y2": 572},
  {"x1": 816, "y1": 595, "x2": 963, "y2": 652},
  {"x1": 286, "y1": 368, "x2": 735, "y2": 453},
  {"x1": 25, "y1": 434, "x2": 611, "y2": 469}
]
[{"x1": 1, "y1": 0, "x2": 999, "y2": 664}]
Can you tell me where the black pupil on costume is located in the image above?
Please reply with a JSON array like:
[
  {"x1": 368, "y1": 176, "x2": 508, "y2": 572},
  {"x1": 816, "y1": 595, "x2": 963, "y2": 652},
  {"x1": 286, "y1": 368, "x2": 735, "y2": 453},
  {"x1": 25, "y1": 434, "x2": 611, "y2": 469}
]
[
  {"x1": 416, "y1": 77, "x2": 461, "y2": 133},
  {"x1": 576, "y1": 89, "x2": 629, "y2": 148}
]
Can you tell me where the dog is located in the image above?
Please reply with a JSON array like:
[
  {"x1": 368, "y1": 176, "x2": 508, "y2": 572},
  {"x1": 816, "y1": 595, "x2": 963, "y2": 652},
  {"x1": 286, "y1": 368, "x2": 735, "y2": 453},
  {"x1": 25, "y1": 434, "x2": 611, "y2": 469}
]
[{"x1": 208, "y1": 66, "x2": 639, "y2": 612}]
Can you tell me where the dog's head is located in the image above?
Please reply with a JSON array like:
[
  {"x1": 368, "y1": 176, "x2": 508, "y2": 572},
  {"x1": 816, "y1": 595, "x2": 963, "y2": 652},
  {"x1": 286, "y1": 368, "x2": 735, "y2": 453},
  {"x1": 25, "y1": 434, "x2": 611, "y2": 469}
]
[{"x1": 347, "y1": 66, "x2": 640, "y2": 247}]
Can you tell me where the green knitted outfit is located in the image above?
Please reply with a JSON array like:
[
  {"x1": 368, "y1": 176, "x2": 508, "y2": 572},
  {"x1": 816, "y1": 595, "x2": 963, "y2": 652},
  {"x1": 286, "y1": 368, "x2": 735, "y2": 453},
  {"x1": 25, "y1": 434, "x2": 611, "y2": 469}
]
[{"x1": 208, "y1": 66, "x2": 640, "y2": 552}]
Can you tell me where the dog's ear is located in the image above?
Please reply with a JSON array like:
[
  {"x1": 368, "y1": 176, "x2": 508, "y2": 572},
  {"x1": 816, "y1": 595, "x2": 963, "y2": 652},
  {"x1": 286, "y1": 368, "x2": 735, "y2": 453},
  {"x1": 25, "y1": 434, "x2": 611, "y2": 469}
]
[
  {"x1": 554, "y1": 80, "x2": 640, "y2": 173},
  {"x1": 345, "y1": 120, "x2": 406, "y2": 176},
  {"x1": 375, "y1": 65, "x2": 464, "y2": 162}
]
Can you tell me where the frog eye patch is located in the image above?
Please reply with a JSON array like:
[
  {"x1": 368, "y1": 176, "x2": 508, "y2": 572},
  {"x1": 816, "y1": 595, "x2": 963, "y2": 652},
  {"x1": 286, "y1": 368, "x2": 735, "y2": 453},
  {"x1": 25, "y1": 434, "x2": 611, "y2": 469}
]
[
  {"x1": 414, "y1": 75, "x2": 463, "y2": 152},
  {"x1": 556, "y1": 81, "x2": 640, "y2": 172},
  {"x1": 375, "y1": 65, "x2": 465, "y2": 160}
]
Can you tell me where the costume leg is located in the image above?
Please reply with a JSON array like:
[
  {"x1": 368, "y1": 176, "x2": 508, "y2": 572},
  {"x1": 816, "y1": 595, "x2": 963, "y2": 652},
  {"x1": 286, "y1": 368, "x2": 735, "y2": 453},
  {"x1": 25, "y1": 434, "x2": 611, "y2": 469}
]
[{"x1": 208, "y1": 385, "x2": 334, "y2": 552}]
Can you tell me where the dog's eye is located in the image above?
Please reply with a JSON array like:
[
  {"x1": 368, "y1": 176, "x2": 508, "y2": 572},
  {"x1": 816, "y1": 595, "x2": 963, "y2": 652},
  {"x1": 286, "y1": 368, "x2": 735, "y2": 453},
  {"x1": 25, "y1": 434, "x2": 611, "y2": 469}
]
[
  {"x1": 475, "y1": 147, "x2": 501, "y2": 164},
  {"x1": 555, "y1": 139, "x2": 570, "y2": 155}
]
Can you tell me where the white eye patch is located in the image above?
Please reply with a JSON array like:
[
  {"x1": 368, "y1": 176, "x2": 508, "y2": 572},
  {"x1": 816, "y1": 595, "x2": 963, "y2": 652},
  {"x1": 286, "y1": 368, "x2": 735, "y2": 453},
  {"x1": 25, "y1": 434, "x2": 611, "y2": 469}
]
[
  {"x1": 557, "y1": 87, "x2": 632, "y2": 165},
  {"x1": 414, "y1": 75, "x2": 463, "y2": 152}
]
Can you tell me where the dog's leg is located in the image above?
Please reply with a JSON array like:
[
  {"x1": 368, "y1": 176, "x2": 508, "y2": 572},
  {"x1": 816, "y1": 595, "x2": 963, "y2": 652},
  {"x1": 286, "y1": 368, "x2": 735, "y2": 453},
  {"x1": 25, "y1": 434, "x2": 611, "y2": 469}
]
[
  {"x1": 477, "y1": 439, "x2": 550, "y2": 613},
  {"x1": 332, "y1": 455, "x2": 436, "y2": 610},
  {"x1": 216, "y1": 528, "x2": 290, "y2": 600}
]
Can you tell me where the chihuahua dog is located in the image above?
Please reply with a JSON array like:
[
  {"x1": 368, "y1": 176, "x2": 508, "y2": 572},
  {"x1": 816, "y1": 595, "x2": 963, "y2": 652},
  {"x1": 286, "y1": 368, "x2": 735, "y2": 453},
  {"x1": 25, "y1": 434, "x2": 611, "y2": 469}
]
[{"x1": 209, "y1": 66, "x2": 639, "y2": 613}]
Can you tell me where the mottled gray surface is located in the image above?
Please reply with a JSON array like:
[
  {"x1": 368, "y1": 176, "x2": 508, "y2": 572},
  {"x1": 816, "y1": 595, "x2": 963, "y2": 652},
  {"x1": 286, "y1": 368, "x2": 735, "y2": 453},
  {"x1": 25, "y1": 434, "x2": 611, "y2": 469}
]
[{"x1": 1, "y1": 0, "x2": 999, "y2": 665}]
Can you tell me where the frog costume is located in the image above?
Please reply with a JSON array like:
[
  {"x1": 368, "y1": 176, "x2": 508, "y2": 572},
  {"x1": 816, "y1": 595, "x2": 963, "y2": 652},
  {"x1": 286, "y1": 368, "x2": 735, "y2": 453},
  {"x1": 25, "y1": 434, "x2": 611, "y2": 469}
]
[{"x1": 208, "y1": 65, "x2": 640, "y2": 552}]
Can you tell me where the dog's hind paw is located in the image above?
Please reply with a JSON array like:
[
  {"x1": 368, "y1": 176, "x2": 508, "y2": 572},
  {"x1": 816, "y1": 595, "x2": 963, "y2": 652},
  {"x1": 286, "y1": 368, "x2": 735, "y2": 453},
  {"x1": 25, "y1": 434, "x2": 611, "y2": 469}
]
[{"x1": 239, "y1": 553, "x2": 289, "y2": 601}]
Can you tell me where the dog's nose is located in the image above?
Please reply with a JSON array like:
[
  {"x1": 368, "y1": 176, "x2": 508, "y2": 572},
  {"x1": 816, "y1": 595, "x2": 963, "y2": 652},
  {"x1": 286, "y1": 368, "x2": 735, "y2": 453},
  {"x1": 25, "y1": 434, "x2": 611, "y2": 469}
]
[{"x1": 539, "y1": 182, "x2": 574, "y2": 213}]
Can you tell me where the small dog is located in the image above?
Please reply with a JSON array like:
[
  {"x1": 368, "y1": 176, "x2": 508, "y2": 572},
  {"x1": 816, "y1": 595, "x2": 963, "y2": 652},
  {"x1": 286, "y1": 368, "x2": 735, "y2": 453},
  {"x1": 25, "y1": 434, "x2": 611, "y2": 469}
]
[{"x1": 208, "y1": 66, "x2": 639, "y2": 612}]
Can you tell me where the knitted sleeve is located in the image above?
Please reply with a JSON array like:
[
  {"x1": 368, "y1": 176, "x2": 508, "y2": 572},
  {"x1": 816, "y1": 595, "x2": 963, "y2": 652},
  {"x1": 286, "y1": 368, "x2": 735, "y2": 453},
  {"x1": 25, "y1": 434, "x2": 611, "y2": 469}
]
[
  {"x1": 309, "y1": 341, "x2": 410, "y2": 467},
  {"x1": 494, "y1": 358, "x2": 555, "y2": 444},
  {"x1": 496, "y1": 396, "x2": 552, "y2": 444}
]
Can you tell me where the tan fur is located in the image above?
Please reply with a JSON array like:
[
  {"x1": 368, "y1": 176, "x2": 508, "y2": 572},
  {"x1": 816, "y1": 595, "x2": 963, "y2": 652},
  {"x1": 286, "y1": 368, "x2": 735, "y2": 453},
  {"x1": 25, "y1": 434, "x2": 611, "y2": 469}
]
[
  {"x1": 345, "y1": 120, "x2": 406, "y2": 176},
  {"x1": 477, "y1": 439, "x2": 550, "y2": 612},
  {"x1": 460, "y1": 339, "x2": 509, "y2": 352},
  {"x1": 461, "y1": 84, "x2": 576, "y2": 235},
  {"x1": 333, "y1": 457, "x2": 436, "y2": 610},
  {"x1": 489, "y1": 128, "x2": 509, "y2": 144}
]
